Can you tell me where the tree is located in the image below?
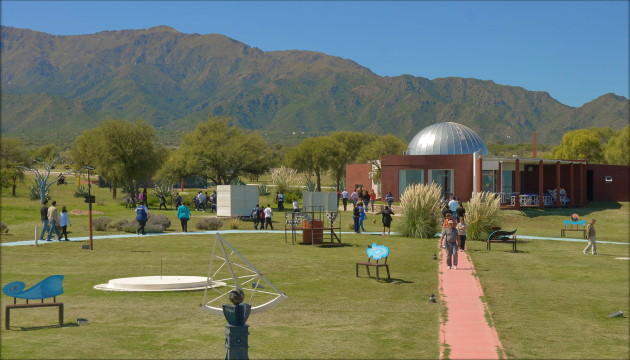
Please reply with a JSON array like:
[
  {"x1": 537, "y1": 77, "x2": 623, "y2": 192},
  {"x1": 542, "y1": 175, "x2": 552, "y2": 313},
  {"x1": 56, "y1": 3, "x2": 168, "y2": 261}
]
[
  {"x1": 19, "y1": 155, "x2": 74, "y2": 203},
  {"x1": 551, "y1": 129, "x2": 604, "y2": 162},
  {"x1": 70, "y1": 119, "x2": 166, "y2": 199},
  {"x1": 603, "y1": 125, "x2": 630, "y2": 165},
  {"x1": 0, "y1": 137, "x2": 29, "y2": 196},
  {"x1": 326, "y1": 131, "x2": 369, "y2": 191},
  {"x1": 174, "y1": 117, "x2": 271, "y2": 185},
  {"x1": 356, "y1": 134, "x2": 408, "y2": 185},
  {"x1": 286, "y1": 137, "x2": 334, "y2": 191}
]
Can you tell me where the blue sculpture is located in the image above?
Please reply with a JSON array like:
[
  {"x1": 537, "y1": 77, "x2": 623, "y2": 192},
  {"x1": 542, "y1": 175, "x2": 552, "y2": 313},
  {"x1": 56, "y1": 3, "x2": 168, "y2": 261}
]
[
  {"x1": 367, "y1": 243, "x2": 389, "y2": 260},
  {"x1": 2, "y1": 275, "x2": 64, "y2": 300},
  {"x1": 563, "y1": 220, "x2": 586, "y2": 227}
]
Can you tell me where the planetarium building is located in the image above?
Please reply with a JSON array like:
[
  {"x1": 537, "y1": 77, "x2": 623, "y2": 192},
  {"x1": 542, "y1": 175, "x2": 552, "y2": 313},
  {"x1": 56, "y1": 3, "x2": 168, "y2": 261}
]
[{"x1": 345, "y1": 122, "x2": 627, "y2": 208}]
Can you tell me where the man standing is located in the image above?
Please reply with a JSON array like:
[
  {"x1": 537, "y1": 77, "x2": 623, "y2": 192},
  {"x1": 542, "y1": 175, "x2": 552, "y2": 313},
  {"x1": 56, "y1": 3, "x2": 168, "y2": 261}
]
[
  {"x1": 351, "y1": 189, "x2": 359, "y2": 207},
  {"x1": 341, "y1": 189, "x2": 349, "y2": 211},
  {"x1": 252, "y1": 204, "x2": 262, "y2": 230},
  {"x1": 39, "y1": 199, "x2": 50, "y2": 241},
  {"x1": 583, "y1": 219, "x2": 597, "y2": 255},
  {"x1": 46, "y1": 200, "x2": 61, "y2": 241},
  {"x1": 135, "y1": 201, "x2": 149, "y2": 235}
]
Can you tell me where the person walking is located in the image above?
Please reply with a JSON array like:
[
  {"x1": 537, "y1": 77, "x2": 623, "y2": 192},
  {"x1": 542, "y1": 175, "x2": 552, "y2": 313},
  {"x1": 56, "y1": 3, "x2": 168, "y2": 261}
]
[
  {"x1": 292, "y1": 199, "x2": 300, "y2": 212},
  {"x1": 369, "y1": 190, "x2": 377, "y2": 212},
  {"x1": 362, "y1": 191, "x2": 371, "y2": 212},
  {"x1": 376, "y1": 205, "x2": 395, "y2": 236},
  {"x1": 177, "y1": 201, "x2": 191, "y2": 232},
  {"x1": 583, "y1": 219, "x2": 597, "y2": 255},
  {"x1": 456, "y1": 202, "x2": 466, "y2": 223},
  {"x1": 385, "y1": 191, "x2": 394, "y2": 208},
  {"x1": 352, "y1": 202, "x2": 361, "y2": 233},
  {"x1": 174, "y1": 193, "x2": 183, "y2": 209},
  {"x1": 351, "y1": 189, "x2": 359, "y2": 207},
  {"x1": 135, "y1": 201, "x2": 149, "y2": 235},
  {"x1": 46, "y1": 200, "x2": 61, "y2": 241},
  {"x1": 264, "y1": 204, "x2": 274, "y2": 230},
  {"x1": 440, "y1": 220, "x2": 460, "y2": 269},
  {"x1": 58, "y1": 206, "x2": 71, "y2": 241},
  {"x1": 251, "y1": 204, "x2": 262, "y2": 230},
  {"x1": 358, "y1": 202, "x2": 367, "y2": 232},
  {"x1": 39, "y1": 199, "x2": 50, "y2": 241},
  {"x1": 341, "y1": 189, "x2": 349, "y2": 211},
  {"x1": 158, "y1": 193, "x2": 167, "y2": 210},
  {"x1": 449, "y1": 196, "x2": 459, "y2": 221},
  {"x1": 456, "y1": 218, "x2": 468, "y2": 251}
]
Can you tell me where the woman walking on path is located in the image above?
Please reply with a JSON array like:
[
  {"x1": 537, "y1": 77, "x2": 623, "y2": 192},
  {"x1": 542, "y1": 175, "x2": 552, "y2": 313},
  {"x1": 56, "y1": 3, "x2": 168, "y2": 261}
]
[
  {"x1": 58, "y1": 206, "x2": 71, "y2": 241},
  {"x1": 177, "y1": 202, "x2": 191, "y2": 232},
  {"x1": 440, "y1": 220, "x2": 460, "y2": 269},
  {"x1": 583, "y1": 218, "x2": 597, "y2": 255},
  {"x1": 135, "y1": 201, "x2": 149, "y2": 235},
  {"x1": 376, "y1": 205, "x2": 394, "y2": 235}
]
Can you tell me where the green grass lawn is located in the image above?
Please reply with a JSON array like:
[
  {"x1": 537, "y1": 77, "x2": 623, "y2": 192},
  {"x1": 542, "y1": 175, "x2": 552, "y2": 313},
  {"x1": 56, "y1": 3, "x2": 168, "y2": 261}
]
[{"x1": 1, "y1": 177, "x2": 629, "y2": 359}]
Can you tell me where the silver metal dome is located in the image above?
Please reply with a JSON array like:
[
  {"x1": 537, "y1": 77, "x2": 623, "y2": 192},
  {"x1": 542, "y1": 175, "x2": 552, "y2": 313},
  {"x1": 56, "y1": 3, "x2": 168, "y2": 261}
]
[{"x1": 407, "y1": 122, "x2": 488, "y2": 155}]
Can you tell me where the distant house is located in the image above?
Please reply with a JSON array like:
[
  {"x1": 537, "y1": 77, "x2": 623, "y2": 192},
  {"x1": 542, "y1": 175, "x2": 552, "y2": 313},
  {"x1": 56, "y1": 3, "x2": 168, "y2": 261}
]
[{"x1": 346, "y1": 122, "x2": 629, "y2": 208}]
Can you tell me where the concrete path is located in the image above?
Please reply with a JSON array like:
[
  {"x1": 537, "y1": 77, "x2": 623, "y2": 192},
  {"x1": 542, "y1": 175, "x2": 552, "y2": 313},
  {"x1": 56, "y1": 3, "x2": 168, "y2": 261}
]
[{"x1": 439, "y1": 249, "x2": 504, "y2": 359}]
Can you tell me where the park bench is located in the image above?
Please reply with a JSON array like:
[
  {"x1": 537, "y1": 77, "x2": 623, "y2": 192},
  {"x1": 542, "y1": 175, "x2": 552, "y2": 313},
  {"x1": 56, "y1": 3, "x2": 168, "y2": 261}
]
[
  {"x1": 356, "y1": 244, "x2": 391, "y2": 282},
  {"x1": 561, "y1": 220, "x2": 587, "y2": 239},
  {"x1": 486, "y1": 229, "x2": 517, "y2": 252},
  {"x1": 3, "y1": 275, "x2": 64, "y2": 329}
]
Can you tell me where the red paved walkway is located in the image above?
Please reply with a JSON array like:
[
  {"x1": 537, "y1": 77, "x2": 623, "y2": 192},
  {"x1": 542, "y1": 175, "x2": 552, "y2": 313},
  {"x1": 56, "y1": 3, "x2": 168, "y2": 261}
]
[{"x1": 439, "y1": 249, "x2": 504, "y2": 359}]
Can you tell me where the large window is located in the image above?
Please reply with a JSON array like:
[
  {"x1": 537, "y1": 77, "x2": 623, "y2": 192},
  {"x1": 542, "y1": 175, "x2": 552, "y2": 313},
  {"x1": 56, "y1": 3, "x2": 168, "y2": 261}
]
[
  {"x1": 429, "y1": 169, "x2": 454, "y2": 197},
  {"x1": 501, "y1": 171, "x2": 513, "y2": 194},
  {"x1": 482, "y1": 170, "x2": 496, "y2": 192},
  {"x1": 399, "y1": 169, "x2": 424, "y2": 197}
]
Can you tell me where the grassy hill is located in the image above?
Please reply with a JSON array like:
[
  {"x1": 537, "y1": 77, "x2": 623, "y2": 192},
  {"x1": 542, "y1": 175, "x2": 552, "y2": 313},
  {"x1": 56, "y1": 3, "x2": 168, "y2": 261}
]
[{"x1": 1, "y1": 25, "x2": 628, "y2": 145}]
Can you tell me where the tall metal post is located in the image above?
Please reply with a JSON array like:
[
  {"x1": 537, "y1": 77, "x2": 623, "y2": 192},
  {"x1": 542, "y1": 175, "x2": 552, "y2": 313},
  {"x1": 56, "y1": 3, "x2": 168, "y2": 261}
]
[{"x1": 84, "y1": 165, "x2": 95, "y2": 250}]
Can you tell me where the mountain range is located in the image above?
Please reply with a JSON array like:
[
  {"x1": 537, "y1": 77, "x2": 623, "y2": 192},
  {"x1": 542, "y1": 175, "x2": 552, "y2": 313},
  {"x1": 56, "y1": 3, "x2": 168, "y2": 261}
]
[{"x1": 1, "y1": 25, "x2": 628, "y2": 146}]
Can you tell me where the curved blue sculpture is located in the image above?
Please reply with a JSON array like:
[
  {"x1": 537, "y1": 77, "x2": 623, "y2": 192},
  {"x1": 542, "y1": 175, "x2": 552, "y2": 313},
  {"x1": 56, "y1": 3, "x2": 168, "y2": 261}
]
[
  {"x1": 367, "y1": 244, "x2": 389, "y2": 260},
  {"x1": 2, "y1": 275, "x2": 64, "y2": 300}
]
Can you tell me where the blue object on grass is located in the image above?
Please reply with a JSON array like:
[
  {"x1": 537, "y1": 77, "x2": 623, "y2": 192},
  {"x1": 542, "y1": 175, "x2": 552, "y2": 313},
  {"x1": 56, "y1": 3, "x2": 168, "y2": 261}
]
[
  {"x1": 2, "y1": 275, "x2": 64, "y2": 300},
  {"x1": 367, "y1": 244, "x2": 389, "y2": 260}
]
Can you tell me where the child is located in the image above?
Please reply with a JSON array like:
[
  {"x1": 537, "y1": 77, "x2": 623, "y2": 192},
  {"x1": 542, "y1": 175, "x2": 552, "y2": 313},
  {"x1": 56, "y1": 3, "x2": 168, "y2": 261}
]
[{"x1": 59, "y1": 206, "x2": 71, "y2": 241}]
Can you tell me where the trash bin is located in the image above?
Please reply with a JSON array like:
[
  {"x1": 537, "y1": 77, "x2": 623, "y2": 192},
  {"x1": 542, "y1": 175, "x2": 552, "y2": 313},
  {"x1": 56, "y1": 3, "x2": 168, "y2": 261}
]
[{"x1": 302, "y1": 220, "x2": 324, "y2": 244}]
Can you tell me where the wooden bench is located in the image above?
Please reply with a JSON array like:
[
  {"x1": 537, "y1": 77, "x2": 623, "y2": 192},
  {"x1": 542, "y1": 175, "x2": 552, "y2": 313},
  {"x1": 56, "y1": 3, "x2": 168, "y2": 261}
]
[
  {"x1": 5, "y1": 302, "x2": 64, "y2": 329},
  {"x1": 487, "y1": 229, "x2": 517, "y2": 252},
  {"x1": 356, "y1": 244, "x2": 390, "y2": 282},
  {"x1": 561, "y1": 220, "x2": 587, "y2": 239},
  {"x1": 2, "y1": 275, "x2": 65, "y2": 329}
]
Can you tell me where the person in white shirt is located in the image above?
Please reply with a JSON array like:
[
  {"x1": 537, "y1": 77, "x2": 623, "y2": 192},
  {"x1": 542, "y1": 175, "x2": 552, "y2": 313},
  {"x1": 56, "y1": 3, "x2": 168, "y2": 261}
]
[
  {"x1": 264, "y1": 204, "x2": 273, "y2": 229},
  {"x1": 292, "y1": 199, "x2": 300, "y2": 212},
  {"x1": 341, "y1": 189, "x2": 349, "y2": 211}
]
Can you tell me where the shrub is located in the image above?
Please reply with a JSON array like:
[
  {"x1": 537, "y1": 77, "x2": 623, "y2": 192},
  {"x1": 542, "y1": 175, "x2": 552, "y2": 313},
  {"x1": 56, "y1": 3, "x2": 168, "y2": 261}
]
[
  {"x1": 399, "y1": 183, "x2": 442, "y2": 238},
  {"x1": 147, "y1": 214, "x2": 171, "y2": 229},
  {"x1": 270, "y1": 166, "x2": 303, "y2": 194},
  {"x1": 93, "y1": 217, "x2": 112, "y2": 231},
  {"x1": 196, "y1": 218, "x2": 223, "y2": 231},
  {"x1": 122, "y1": 224, "x2": 164, "y2": 234},
  {"x1": 466, "y1": 192, "x2": 501, "y2": 240},
  {"x1": 74, "y1": 185, "x2": 89, "y2": 198},
  {"x1": 225, "y1": 218, "x2": 240, "y2": 230},
  {"x1": 0, "y1": 222, "x2": 9, "y2": 233},
  {"x1": 258, "y1": 184, "x2": 270, "y2": 196},
  {"x1": 110, "y1": 218, "x2": 135, "y2": 231},
  {"x1": 305, "y1": 180, "x2": 317, "y2": 192}
]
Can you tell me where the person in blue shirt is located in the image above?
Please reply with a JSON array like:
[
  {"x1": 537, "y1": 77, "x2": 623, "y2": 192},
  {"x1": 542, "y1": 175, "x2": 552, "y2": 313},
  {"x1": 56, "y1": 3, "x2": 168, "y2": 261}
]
[{"x1": 177, "y1": 201, "x2": 191, "y2": 232}]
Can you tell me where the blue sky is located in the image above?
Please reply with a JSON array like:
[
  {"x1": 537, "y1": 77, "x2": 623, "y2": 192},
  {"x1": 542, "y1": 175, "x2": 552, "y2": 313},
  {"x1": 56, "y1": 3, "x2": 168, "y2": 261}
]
[{"x1": 1, "y1": 1, "x2": 628, "y2": 107}]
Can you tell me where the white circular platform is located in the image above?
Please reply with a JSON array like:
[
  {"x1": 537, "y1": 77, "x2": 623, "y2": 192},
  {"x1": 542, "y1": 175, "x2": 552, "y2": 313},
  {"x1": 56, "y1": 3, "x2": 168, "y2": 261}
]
[{"x1": 94, "y1": 276, "x2": 225, "y2": 292}]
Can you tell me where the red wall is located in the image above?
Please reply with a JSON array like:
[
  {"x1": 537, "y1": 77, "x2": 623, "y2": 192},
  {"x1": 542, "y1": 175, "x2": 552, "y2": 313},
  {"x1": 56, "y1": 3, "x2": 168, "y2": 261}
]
[
  {"x1": 380, "y1": 154, "x2": 474, "y2": 202},
  {"x1": 345, "y1": 163, "x2": 372, "y2": 193},
  {"x1": 586, "y1": 164, "x2": 630, "y2": 202}
]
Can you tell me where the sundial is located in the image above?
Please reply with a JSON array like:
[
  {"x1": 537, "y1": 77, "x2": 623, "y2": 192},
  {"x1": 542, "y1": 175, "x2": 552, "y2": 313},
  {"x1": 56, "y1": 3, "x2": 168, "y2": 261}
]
[{"x1": 201, "y1": 233, "x2": 287, "y2": 315}]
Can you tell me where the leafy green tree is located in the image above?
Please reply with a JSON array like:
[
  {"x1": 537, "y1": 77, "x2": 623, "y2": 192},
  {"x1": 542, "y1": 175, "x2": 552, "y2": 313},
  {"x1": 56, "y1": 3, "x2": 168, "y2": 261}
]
[
  {"x1": 326, "y1": 131, "x2": 369, "y2": 191},
  {"x1": 286, "y1": 137, "x2": 334, "y2": 191},
  {"x1": 28, "y1": 143, "x2": 63, "y2": 164},
  {"x1": 356, "y1": 133, "x2": 408, "y2": 185},
  {"x1": 70, "y1": 119, "x2": 166, "y2": 199},
  {"x1": 173, "y1": 117, "x2": 271, "y2": 185},
  {"x1": 551, "y1": 129, "x2": 604, "y2": 162},
  {"x1": 0, "y1": 137, "x2": 29, "y2": 196},
  {"x1": 603, "y1": 125, "x2": 630, "y2": 165}
]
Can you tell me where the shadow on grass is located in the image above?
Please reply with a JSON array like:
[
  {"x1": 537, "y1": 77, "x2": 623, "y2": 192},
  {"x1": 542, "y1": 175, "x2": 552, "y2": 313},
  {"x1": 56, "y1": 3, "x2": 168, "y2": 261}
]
[{"x1": 13, "y1": 322, "x2": 76, "y2": 331}]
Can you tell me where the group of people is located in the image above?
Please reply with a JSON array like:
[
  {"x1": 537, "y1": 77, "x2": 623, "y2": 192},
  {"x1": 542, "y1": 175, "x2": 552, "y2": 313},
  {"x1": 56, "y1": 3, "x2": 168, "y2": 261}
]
[
  {"x1": 439, "y1": 195, "x2": 468, "y2": 270},
  {"x1": 351, "y1": 200, "x2": 395, "y2": 236},
  {"x1": 191, "y1": 191, "x2": 217, "y2": 212},
  {"x1": 39, "y1": 199, "x2": 71, "y2": 241},
  {"x1": 340, "y1": 188, "x2": 392, "y2": 212},
  {"x1": 251, "y1": 204, "x2": 275, "y2": 230}
]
